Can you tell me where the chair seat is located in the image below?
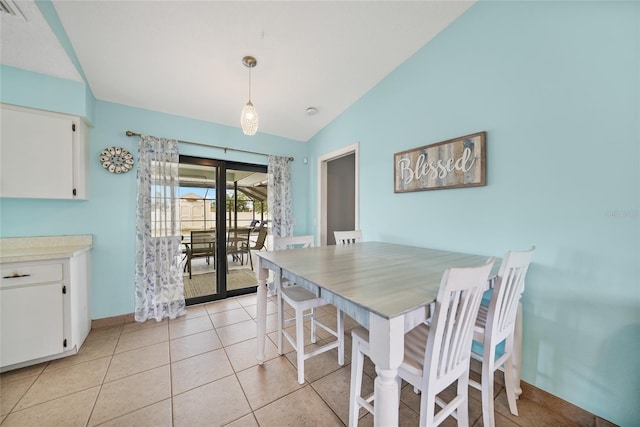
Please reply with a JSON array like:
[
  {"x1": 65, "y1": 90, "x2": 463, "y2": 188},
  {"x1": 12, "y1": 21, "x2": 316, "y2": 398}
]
[
  {"x1": 280, "y1": 284, "x2": 321, "y2": 304},
  {"x1": 402, "y1": 323, "x2": 431, "y2": 376},
  {"x1": 279, "y1": 285, "x2": 344, "y2": 384},
  {"x1": 352, "y1": 323, "x2": 431, "y2": 379}
]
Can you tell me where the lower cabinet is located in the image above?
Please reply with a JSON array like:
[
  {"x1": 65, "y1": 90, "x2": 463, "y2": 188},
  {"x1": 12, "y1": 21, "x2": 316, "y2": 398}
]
[{"x1": 0, "y1": 252, "x2": 91, "y2": 371}]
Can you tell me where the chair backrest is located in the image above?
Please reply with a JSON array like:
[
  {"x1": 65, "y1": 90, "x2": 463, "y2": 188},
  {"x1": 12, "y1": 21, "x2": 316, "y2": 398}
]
[
  {"x1": 423, "y1": 257, "x2": 495, "y2": 390},
  {"x1": 227, "y1": 228, "x2": 251, "y2": 251},
  {"x1": 252, "y1": 227, "x2": 268, "y2": 250},
  {"x1": 486, "y1": 247, "x2": 535, "y2": 342},
  {"x1": 190, "y1": 230, "x2": 215, "y2": 255},
  {"x1": 228, "y1": 227, "x2": 250, "y2": 238},
  {"x1": 273, "y1": 235, "x2": 314, "y2": 250},
  {"x1": 334, "y1": 230, "x2": 363, "y2": 245}
]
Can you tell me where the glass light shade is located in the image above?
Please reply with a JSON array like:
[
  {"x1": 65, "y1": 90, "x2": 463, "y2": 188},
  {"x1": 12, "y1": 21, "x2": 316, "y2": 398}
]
[{"x1": 241, "y1": 101, "x2": 259, "y2": 136}]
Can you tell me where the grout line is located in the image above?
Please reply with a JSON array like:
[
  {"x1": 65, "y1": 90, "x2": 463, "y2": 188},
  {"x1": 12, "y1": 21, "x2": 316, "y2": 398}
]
[
  {"x1": 3, "y1": 361, "x2": 48, "y2": 416},
  {"x1": 5, "y1": 357, "x2": 113, "y2": 416},
  {"x1": 90, "y1": 399, "x2": 172, "y2": 427},
  {"x1": 218, "y1": 331, "x2": 259, "y2": 425},
  {"x1": 221, "y1": 295, "x2": 307, "y2": 420},
  {"x1": 308, "y1": 374, "x2": 351, "y2": 426},
  {"x1": 84, "y1": 323, "x2": 122, "y2": 426}
]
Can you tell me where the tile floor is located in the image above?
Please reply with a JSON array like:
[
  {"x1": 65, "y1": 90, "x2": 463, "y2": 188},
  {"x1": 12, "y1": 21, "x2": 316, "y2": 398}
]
[{"x1": 0, "y1": 294, "x2": 601, "y2": 426}]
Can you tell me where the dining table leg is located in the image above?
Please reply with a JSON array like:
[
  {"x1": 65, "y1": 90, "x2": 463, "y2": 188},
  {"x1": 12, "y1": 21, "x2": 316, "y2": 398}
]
[
  {"x1": 368, "y1": 314, "x2": 404, "y2": 427},
  {"x1": 256, "y1": 259, "x2": 269, "y2": 365}
]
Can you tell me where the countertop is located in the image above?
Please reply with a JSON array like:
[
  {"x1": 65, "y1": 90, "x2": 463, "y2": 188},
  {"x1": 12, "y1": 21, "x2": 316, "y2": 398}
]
[{"x1": 0, "y1": 235, "x2": 93, "y2": 263}]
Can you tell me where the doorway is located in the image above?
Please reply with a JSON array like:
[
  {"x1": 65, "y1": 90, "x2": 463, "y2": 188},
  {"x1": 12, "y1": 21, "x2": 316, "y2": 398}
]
[
  {"x1": 318, "y1": 144, "x2": 359, "y2": 245},
  {"x1": 179, "y1": 155, "x2": 268, "y2": 305}
]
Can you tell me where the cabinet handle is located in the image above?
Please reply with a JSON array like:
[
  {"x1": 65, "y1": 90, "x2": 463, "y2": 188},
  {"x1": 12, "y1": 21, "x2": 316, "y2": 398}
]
[{"x1": 2, "y1": 273, "x2": 31, "y2": 279}]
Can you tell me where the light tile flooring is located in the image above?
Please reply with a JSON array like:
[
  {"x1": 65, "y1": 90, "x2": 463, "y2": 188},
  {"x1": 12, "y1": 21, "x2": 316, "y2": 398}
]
[{"x1": 1, "y1": 294, "x2": 597, "y2": 426}]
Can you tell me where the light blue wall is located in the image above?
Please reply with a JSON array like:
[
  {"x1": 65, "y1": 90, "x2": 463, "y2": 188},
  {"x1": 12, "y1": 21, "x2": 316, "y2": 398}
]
[
  {"x1": 0, "y1": 81, "x2": 309, "y2": 319},
  {"x1": 0, "y1": 65, "x2": 92, "y2": 120},
  {"x1": 308, "y1": 1, "x2": 639, "y2": 425}
]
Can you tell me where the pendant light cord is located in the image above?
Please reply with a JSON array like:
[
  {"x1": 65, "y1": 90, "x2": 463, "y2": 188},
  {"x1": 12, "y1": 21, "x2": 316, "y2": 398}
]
[{"x1": 248, "y1": 66, "x2": 252, "y2": 102}]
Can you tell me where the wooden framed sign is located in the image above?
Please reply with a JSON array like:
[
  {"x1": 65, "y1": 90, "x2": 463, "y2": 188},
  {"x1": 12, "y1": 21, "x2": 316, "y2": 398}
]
[{"x1": 394, "y1": 131, "x2": 486, "y2": 193}]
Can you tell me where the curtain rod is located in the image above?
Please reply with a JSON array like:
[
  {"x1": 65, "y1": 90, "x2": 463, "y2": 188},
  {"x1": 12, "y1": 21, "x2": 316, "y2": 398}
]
[{"x1": 125, "y1": 131, "x2": 293, "y2": 161}]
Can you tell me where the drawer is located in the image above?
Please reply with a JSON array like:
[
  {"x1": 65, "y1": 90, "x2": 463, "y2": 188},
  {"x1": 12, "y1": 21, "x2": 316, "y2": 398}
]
[{"x1": 0, "y1": 262, "x2": 64, "y2": 288}]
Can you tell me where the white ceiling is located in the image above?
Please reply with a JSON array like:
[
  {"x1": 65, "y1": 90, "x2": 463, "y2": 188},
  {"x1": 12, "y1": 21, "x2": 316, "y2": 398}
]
[
  {"x1": 1, "y1": 1, "x2": 474, "y2": 142},
  {"x1": 0, "y1": 0, "x2": 82, "y2": 81}
]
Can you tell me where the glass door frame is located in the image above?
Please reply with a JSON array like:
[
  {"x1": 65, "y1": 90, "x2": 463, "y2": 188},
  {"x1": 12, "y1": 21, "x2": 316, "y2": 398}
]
[{"x1": 180, "y1": 154, "x2": 267, "y2": 305}]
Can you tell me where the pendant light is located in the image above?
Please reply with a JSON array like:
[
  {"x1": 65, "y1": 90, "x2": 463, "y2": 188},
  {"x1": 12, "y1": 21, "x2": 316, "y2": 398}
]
[{"x1": 240, "y1": 56, "x2": 259, "y2": 135}]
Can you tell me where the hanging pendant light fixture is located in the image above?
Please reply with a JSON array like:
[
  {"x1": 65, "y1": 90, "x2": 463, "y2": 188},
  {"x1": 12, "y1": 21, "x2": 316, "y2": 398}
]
[{"x1": 240, "y1": 56, "x2": 259, "y2": 135}]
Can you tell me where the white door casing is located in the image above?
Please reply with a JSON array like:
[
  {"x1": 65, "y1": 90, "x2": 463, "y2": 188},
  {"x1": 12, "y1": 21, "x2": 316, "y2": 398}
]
[{"x1": 317, "y1": 143, "x2": 359, "y2": 246}]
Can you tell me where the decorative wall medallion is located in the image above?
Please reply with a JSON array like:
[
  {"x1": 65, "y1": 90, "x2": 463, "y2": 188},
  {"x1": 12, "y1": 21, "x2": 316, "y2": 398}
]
[{"x1": 100, "y1": 147, "x2": 134, "y2": 173}]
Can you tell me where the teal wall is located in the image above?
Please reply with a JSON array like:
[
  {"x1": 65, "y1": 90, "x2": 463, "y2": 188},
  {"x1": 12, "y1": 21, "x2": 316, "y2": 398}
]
[
  {"x1": 308, "y1": 1, "x2": 639, "y2": 425},
  {"x1": 0, "y1": 71, "x2": 309, "y2": 319}
]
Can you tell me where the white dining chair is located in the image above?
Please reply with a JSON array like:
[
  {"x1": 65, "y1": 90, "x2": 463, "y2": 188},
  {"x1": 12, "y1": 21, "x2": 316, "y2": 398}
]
[
  {"x1": 273, "y1": 235, "x2": 345, "y2": 384},
  {"x1": 469, "y1": 247, "x2": 535, "y2": 427},
  {"x1": 334, "y1": 230, "x2": 363, "y2": 245},
  {"x1": 348, "y1": 257, "x2": 495, "y2": 427}
]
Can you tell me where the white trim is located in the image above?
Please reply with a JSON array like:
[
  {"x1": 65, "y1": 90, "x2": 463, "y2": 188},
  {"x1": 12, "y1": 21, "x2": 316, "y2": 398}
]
[{"x1": 317, "y1": 143, "x2": 359, "y2": 246}]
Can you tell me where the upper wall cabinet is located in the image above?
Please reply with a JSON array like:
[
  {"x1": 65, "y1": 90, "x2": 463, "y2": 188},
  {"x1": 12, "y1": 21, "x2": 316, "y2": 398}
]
[{"x1": 0, "y1": 104, "x2": 88, "y2": 200}]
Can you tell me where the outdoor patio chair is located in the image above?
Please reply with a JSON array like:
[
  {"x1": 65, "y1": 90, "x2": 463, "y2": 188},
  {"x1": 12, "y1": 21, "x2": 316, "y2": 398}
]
[
  {"x1": 242, "y1": 227, "x2": 268, "y2": 270},
  {"x1": 226, "y1": 228, "x2": 251, "y2": 271},
  {"x1": 186, "y1": 230, "x2": 215, "y2": 279}
]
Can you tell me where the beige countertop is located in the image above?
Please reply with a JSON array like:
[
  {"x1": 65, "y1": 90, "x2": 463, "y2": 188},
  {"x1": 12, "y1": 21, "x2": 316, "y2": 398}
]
[{"x1": 0, "y1": 235, "x2": 93, "y2": 263}]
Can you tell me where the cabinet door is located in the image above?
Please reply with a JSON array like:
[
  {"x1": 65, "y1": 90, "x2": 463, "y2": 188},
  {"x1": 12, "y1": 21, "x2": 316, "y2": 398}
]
[
  {"x1": 0, "y1": 283, "x2": 65, "y2": 367},
  {"x1": 0, "y1": 105, "x2": 76, "y2": 199}
]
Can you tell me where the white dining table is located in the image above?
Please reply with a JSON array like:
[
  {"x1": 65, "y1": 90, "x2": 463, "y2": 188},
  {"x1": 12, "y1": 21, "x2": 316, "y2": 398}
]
[{"x1": 254, "y1": 241, "x2": 501, "y2": 426}]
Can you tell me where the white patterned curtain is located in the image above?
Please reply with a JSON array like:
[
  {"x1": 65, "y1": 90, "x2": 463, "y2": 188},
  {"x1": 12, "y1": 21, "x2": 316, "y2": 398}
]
[
  {"x1": 268, "y1": 155, "x2": 294, "y2": 239},
  {"x1": 135, "y1": 135, "x2": 186, "y2": 322}
]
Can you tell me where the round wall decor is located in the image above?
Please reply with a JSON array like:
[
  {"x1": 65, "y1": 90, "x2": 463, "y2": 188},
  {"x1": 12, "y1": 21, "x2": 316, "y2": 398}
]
[{"x1": 100, "y1": 147, "x2": 134, "y2": 173}]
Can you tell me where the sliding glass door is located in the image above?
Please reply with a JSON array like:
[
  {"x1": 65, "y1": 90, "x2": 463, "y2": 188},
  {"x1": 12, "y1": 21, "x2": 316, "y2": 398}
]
[
  {"x1": 224, "y1": 164, "x2": 267, "y2": 294},
  {"x1": 179, "y1": 155, "x2": 267, "y2": 305}
]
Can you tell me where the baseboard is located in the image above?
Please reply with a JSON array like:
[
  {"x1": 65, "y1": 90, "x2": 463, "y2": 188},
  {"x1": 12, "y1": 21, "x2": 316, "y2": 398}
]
[
  {"x1": 469, "y1": 359, "x2": 617, "y2": 426},
  {"x1": 91, "y1": 313, "x2": 135, "y2": 329},
  {"x1": 520, "y1": 382, "x2": 617, "y2": 426}
]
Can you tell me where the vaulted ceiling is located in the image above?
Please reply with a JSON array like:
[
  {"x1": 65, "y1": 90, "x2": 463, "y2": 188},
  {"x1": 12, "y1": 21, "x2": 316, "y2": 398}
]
[{"x1": 1, "y1": 0, "x2": 474, "y2": 142}]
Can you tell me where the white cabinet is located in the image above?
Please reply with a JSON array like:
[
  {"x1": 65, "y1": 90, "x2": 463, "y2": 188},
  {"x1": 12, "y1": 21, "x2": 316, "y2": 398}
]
[
  {"x1": 0, "y1": 252, "x2": 91, "y2": 371},
  {"x1": 0, "y1": 103, "x2": 88, "y2": 199}
]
